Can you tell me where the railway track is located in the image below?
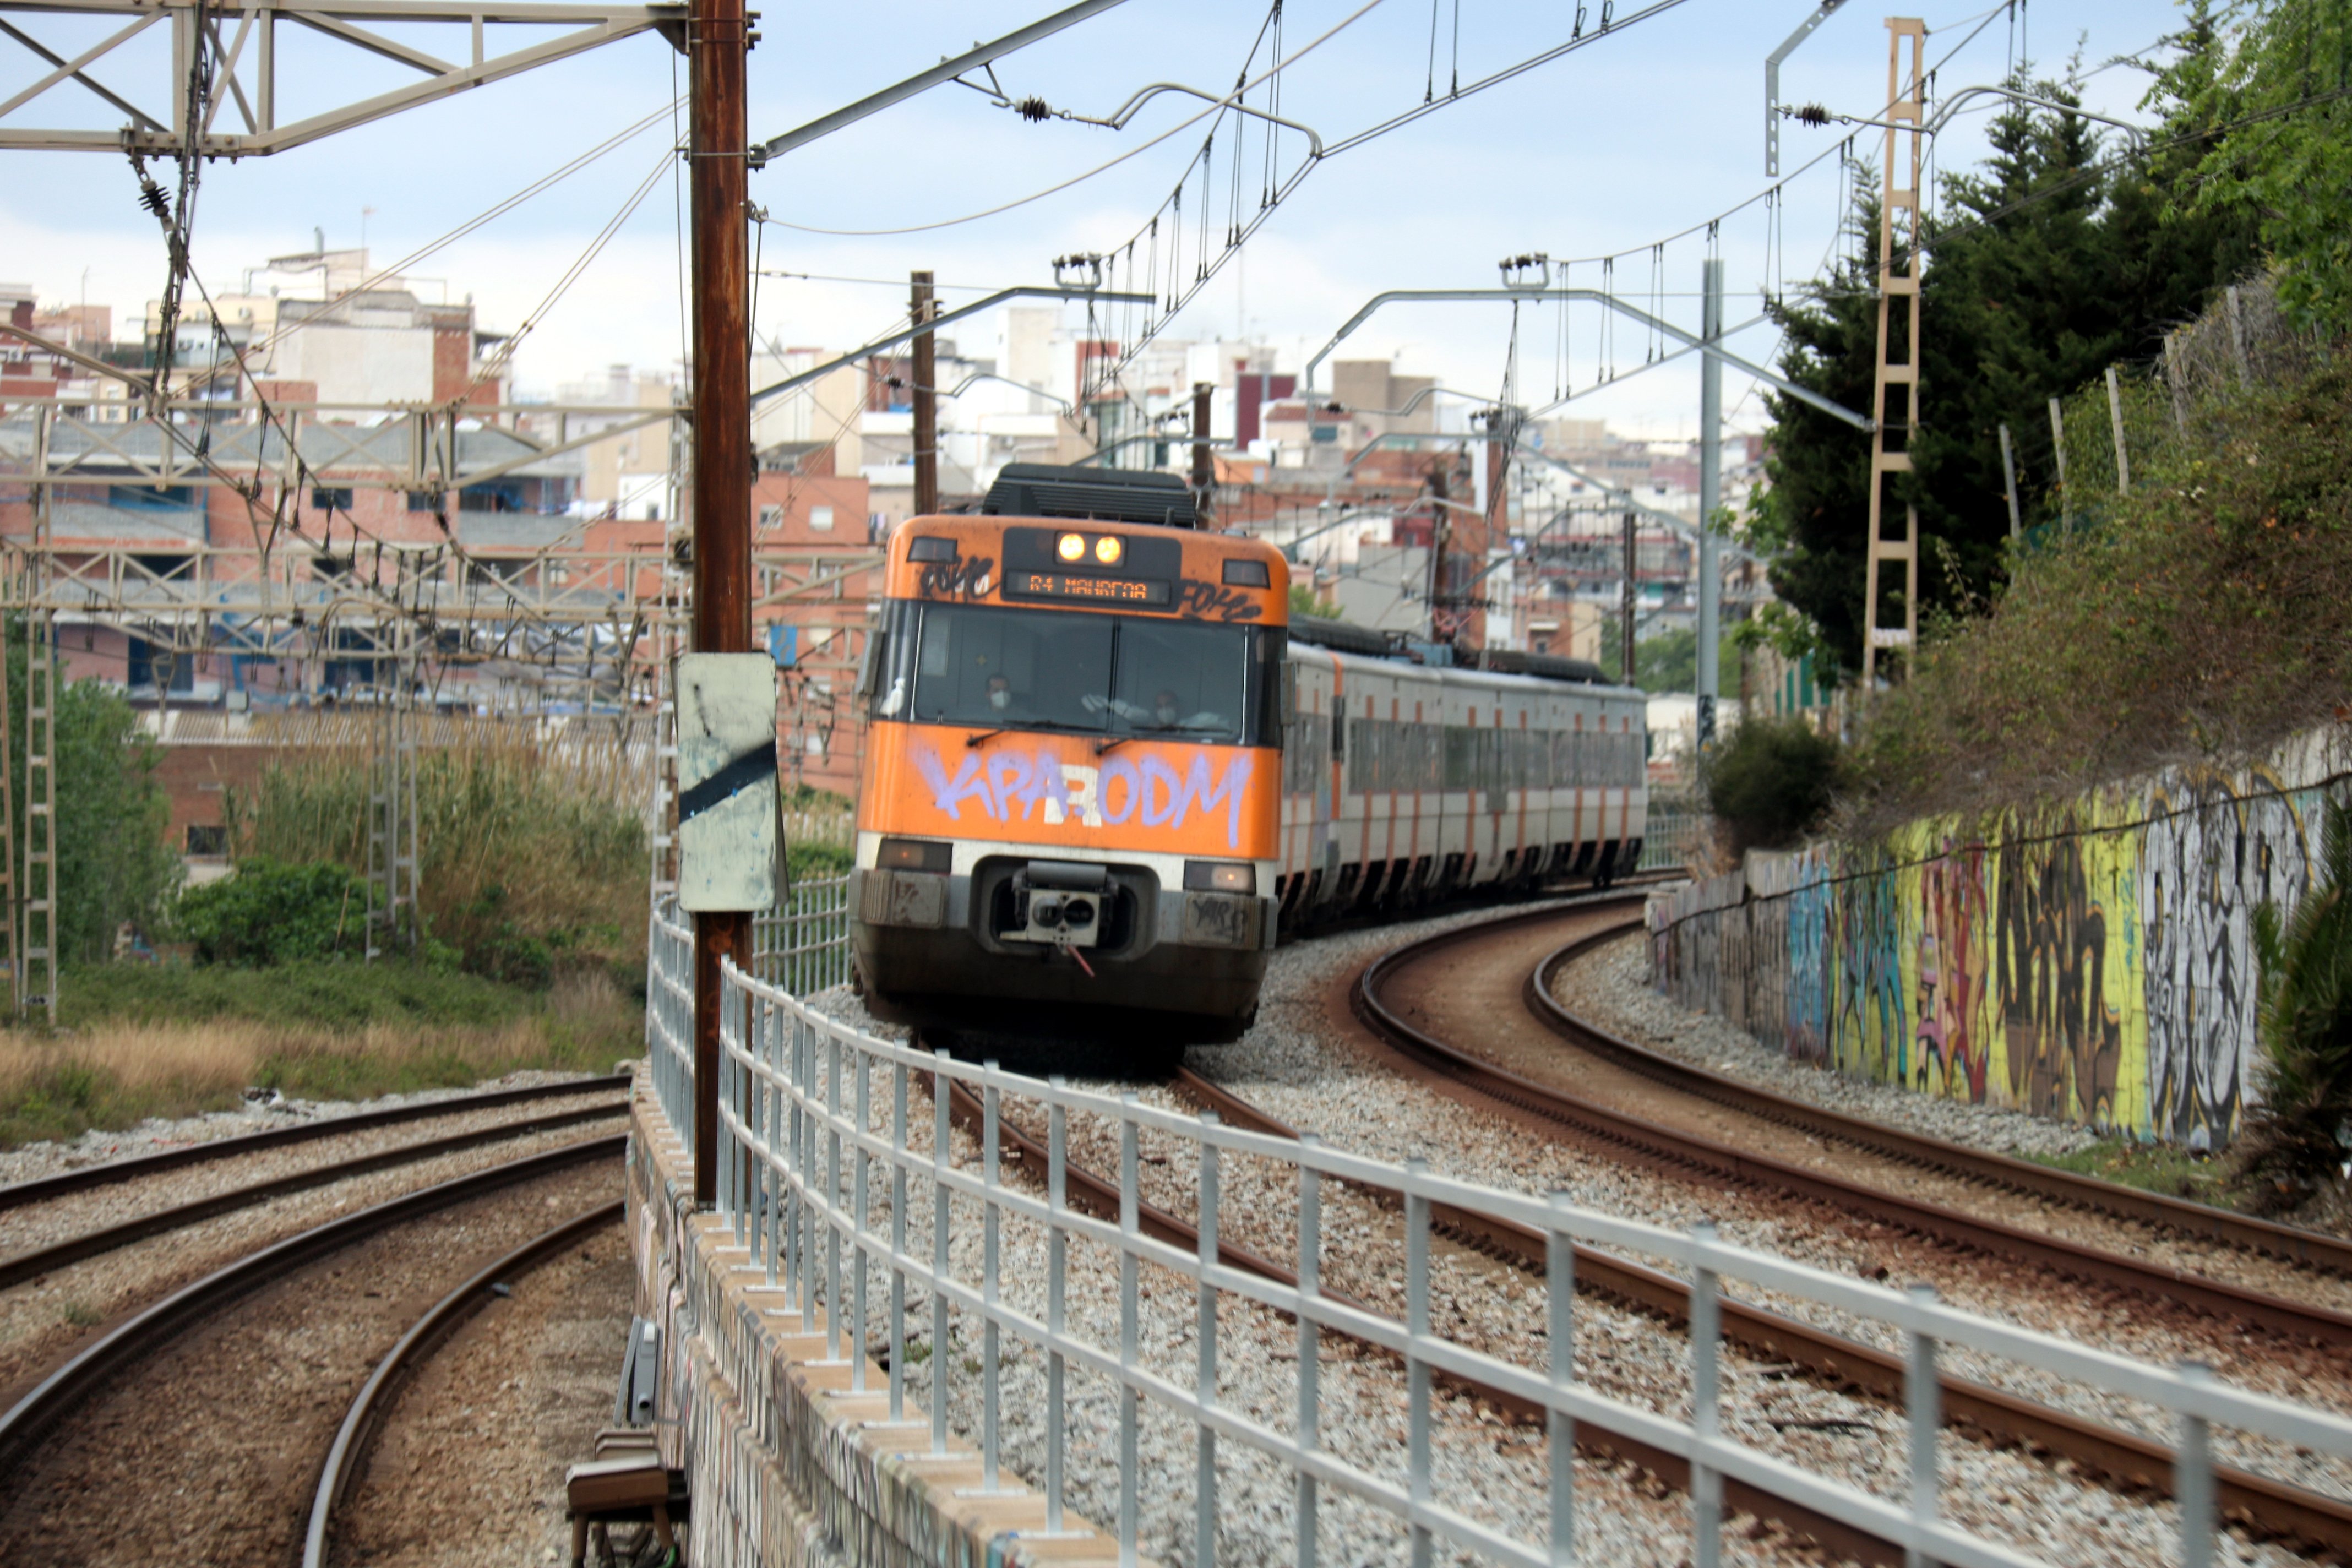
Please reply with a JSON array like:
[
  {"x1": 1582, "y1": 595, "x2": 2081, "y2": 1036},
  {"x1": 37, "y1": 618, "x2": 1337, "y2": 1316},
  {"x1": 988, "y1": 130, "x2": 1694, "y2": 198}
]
[
  {"x1": 1525, "y1": 923, "x2": 2352, "y2": 1278},
  {"x1": 935, "y1": 1073, "x2": 1907, "y2": 1567},
  {"x1": 0, "y1": 1135, "x2": 626, "y2": 1560},
  {"x1": 1276, "y1": 897, "x2": 2352, "y2": 1556},
  {"x1": 0, "y1": 1072, "x2": 629, "y2": 1216},
  {"x1": 1357, "y1": 901, "x2": 2352, "y2": 1348},
  {"x1": 0, "y1": 1095, "x2": 627, "y2": 1291},
  {"x1": 303, "y1": 1198, "x2": 625, "y2": 1568}
]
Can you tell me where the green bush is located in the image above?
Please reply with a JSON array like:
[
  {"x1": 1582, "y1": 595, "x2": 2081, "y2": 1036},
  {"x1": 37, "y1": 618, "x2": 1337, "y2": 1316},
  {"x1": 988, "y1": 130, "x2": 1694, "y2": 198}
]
[
  {"x1": 228, "y1": 735, "x2": 646, "y2": 983},
  {"x1": 787, "y1": 840, "x2": 854, "y2": 880},
  {"x1": 173, "y1": 857, "x2": 367, "y2": 967},
  {"x1": 1701, "y1": 717, "x2": 1842, "y2": 857},
  {"x1": 2236, "y1": 798, "x2": 2352, "y2": 1215}
]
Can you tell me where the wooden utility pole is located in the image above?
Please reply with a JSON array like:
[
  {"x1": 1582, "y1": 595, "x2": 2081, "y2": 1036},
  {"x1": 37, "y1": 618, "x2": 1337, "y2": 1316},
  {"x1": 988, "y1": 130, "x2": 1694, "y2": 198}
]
[
  {"x1": 1190, "y1": 380, "x2": 1213, "y2": 529},
  {"x1": 1859, "y1": 17, "x2": 1925, "y2": 693},
  {"x1": 688, "y1": 0, "x2": 751, "y2": 1206},
  {"x1": 911, "y1": 270, "x2": 938, "y2": 517},
  {"x1": 1469, "y1": 415, "x2": 1506, "y2": 651}
]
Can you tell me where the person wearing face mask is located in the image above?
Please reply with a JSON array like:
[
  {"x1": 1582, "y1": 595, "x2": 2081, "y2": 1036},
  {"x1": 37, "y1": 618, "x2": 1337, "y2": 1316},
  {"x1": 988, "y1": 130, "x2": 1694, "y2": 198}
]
[{"x1": 983, "y1": 673, "x2": 1032, "y2": 718}]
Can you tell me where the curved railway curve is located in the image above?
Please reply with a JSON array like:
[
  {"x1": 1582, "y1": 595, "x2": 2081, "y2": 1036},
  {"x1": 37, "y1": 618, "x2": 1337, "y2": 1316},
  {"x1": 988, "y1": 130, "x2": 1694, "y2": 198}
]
[
  {"x1": 303, "y1": 1197, "x2": 626, "y2": 1568},
  {"x1": 1354, "y1": 901, "x2": 2352, "y2": 1345},
  {"x1": 0, "y1": 1136, "x2": 625, "y2": 1561}
]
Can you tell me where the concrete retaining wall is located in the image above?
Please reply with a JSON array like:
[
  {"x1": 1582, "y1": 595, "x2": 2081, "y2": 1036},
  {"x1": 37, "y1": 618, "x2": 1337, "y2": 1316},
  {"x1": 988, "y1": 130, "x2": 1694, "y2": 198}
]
[
  {"x1": 1647, "y1": 727, "x2": 2352, "y2": 1149},
  {"x1": 624, "y1": 1084, "x2": 1129, "y2": 1566}
]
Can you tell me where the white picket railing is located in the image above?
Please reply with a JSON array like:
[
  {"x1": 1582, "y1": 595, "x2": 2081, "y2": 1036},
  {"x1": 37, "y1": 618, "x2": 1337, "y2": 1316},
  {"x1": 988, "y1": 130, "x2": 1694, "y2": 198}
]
[{"x1": 640, "y1": 892, "x2": 2352, "y2": 1568}]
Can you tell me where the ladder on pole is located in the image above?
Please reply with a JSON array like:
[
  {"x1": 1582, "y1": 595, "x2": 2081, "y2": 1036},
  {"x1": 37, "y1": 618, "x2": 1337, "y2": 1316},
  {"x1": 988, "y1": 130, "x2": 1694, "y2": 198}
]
[
  {"x1": 23, "y1": 606, "x2": 58, "y2": 1023},
  {"x1": 1860, "y1": 17, "x2": 1926, "y2": 692},
  {"x1": 366, "y1": 625, "x2": 421, "y2": 959},
  {"x1": 648, "y1": 562, "x2": 684, "y2": 901},
  {"x1": 0, "y1": 552, "x2": 20, "y2": 1015}
]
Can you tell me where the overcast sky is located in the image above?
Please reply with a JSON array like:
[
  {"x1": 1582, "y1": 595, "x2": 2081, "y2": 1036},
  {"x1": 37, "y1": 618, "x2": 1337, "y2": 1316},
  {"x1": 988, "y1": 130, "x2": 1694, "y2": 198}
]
[{"x1": 4, "y1": 0, "x2": 2181, "y2": 437}]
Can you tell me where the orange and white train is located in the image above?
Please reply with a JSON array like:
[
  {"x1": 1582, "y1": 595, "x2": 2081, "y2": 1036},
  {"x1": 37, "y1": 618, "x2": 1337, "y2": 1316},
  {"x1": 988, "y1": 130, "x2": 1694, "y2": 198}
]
[{"x1": 848, "y1": 464, "x2": 1647, "y2": 1049}]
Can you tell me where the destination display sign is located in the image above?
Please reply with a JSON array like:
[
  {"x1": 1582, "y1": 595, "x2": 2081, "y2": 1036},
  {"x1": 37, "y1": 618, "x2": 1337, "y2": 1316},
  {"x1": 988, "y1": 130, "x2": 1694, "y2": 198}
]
[{"x1": 1001, "y1": 571, "x2": 1172, "y2": 607}]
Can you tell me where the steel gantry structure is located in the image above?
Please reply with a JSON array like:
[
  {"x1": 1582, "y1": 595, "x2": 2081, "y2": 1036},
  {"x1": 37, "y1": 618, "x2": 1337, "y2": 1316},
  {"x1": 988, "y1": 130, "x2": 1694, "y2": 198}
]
[{"x1": 0, "y1": 0, "x2": 682, "y2": 156}]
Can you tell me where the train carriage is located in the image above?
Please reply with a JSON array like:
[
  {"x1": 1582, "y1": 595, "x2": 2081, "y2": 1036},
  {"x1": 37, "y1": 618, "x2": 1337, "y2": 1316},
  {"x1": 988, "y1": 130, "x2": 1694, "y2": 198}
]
[{"x1": 1274, "y1": 624, "x2": 1647, "y2": 922}]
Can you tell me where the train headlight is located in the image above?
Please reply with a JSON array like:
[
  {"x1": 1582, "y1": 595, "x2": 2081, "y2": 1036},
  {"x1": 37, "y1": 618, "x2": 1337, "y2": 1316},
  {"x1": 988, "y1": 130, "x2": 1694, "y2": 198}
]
[
  {"x1": 1183, "y1": 861, "x2": 1255, "y2": 894},
  {"x1": 876, "y1": 837, "x2": 951, "y2": 873},
  {"x1": 1092, "y1": 535, "x2": 1123, "y2": 565},
  {"x1": 1056, "y1": 532, "x2": 1086, "y2": 562}
]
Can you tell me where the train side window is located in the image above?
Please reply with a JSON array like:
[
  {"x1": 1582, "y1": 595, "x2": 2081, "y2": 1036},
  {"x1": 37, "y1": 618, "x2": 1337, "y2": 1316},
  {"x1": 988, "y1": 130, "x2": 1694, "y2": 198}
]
[{"x1": 1331, "y1": 706, "x2": 1346, "y2": 760}]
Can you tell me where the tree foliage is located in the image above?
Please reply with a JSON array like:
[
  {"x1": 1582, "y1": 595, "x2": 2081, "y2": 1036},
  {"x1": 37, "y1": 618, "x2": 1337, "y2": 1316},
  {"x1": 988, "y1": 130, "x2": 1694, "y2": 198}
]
[
  {"x1": 1749, "y1": 38, "x2": 2263, "y2": 679},
  {"x1": 1597, "y1": 621, "x2": 1749, "y2": 695},
  {"x1": 0, "y1": 625, "x2": 181, "y2": 962},
  {"x1": 2165, "y1": 0, "x2": 2352, "y2": 335}
]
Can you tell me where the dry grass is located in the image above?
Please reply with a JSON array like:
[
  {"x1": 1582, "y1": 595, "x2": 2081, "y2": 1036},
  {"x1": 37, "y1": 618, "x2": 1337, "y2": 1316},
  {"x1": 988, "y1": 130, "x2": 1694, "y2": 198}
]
[{"x1": 1, "y1": 975, "x2": 643, "y2": 1149}]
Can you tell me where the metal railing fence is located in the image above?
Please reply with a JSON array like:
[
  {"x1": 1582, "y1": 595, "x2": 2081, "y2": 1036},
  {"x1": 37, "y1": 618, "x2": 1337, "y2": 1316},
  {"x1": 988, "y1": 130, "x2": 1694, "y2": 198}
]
[
  {"x1": 750, "y1": 873, "x2": 852, "y2": 994},
  {"x1": 640, "y1": 895, "x2": 2352, "y2": 1568},
  {"x1": 1638, "y1": 804, "x2": 1705, "y2": 873}
]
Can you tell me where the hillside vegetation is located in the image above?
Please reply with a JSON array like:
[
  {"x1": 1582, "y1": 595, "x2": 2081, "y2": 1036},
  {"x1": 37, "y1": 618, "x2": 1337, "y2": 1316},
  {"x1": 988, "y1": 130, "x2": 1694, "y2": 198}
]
[{"x1": 1844, "y1": 349, "x2": 2352, "y2": 827}]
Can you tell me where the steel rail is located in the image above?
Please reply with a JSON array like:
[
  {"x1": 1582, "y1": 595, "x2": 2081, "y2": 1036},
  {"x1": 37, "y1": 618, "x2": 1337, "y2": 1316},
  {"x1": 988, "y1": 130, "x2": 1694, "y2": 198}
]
[
  {"x1": 1354, "y1": 905, "x2": 2352, "y2": 1349},
  {"x1": 0, "y1": 1099, "x2": 626, "y2": 1291},
  {"x1": 1525, "y1": 926, "x2": 2352, "y2": 1277},
  {"x1": 1172, "y1": 1065, "x2": 2352, "y2": 1560},
  {"x1": 303, "y1": 1198, "x2": 625, "y2": 1567},
  {"x1": 935, "y1": 1071, "x2": 1907, "y2": 1568},
  {"x1": 0, "y1": 1135, "x2": 626, "y2": 1473},
  {"x1": 0, "y1": 1072, "x2": 630, "y2": 1215}
]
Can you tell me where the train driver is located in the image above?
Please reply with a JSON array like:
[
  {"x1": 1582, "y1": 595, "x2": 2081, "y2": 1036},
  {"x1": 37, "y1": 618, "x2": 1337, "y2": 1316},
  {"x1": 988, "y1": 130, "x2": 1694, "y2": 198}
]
[
  {"x1": 984, "y1": 672, "x2": 1036, "y2": 719},
  {"x1": 1084, "y1": 687, "x2": 1228, "y2": 733}
]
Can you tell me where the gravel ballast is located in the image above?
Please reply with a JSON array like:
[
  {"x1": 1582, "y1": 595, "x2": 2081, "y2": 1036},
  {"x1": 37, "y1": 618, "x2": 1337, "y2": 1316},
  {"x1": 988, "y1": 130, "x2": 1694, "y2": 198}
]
[{"x1": 765, "y1": 900, "x2": 2322, "y2": 1566}]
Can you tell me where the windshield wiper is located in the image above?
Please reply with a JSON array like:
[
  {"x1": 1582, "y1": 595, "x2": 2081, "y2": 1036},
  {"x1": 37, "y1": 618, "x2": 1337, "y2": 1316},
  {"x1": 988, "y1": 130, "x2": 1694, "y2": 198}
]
[
  {"x1": 965, "y1": 729, "x2": 1005, "y2": 749},
  {"x1": 1095, "y1": 723, "x2": 1186, "y2": 756}
]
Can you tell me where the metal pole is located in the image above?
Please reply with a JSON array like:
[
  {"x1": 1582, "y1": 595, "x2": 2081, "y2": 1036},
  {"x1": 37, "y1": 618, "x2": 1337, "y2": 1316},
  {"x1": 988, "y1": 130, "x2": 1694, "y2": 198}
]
[
  {"x1": 2048, "y1": 396, "x2": 2070, "y2": 533},
  {"x1": 1191, "y1": 380, "x2": 1215, "y2": 529},
  {"x1": 1696, "y1": 257, "x2": 1722, "y2": 747},
  {"x1": 912, "y1": 270, "x2": 938, "y2": 517},
  {"x1": 1620, "y1": 509, "x2": 1636, "y2": 684},
  {"x1": 1998, "y1": 422, "x2": 2021, "y2": 541},
  {"x1": 2105, "y1": 365, "x2": 2131, "y2": 496},
  {"x1": 688, "y1": 0, "x2": 752, "y2": 1207}
]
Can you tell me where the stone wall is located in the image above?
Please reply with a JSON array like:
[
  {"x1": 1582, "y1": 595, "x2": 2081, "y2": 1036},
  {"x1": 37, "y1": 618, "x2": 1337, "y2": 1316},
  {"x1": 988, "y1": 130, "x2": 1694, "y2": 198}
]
[
  {"x1": 1647, "y1": 727, "x2": 2351, "y2": 1149},
  {"x1": 624, "y1": 1084, "x2": 1134, "y2": 1566}
]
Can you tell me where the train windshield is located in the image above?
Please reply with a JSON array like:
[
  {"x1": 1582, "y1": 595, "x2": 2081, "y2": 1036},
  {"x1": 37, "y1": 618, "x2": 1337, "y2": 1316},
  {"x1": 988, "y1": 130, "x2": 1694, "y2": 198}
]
[{"x1": 870, "y1": 601, "x2": 1277, "y2": 745}]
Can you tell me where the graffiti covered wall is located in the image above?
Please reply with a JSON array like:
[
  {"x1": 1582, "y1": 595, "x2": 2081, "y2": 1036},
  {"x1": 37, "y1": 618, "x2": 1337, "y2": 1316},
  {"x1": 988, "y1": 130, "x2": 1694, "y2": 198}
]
[{"x1": 1648, "y1": 729, "x2": 2349, "y2": 1146}]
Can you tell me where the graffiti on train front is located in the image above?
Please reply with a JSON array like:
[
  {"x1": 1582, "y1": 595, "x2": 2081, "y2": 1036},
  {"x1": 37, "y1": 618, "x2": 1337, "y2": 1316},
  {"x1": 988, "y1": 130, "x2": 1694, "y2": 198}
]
[{"x1": 909, "y1": 742, "x2": 1257, "y2": 849}]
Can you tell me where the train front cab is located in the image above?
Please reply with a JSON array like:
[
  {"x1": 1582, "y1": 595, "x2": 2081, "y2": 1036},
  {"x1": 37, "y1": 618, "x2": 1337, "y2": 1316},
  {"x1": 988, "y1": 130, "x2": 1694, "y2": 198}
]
[{"x1": 850, "y1": 514, "x2": 1289, "y2": 1045}]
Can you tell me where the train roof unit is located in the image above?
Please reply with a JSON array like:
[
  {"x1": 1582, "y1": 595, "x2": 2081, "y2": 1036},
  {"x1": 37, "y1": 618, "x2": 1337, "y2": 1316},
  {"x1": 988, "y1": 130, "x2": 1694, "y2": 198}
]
[{"x1": 981, "y1": 463, "x2": 1198, "y2": 529}]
